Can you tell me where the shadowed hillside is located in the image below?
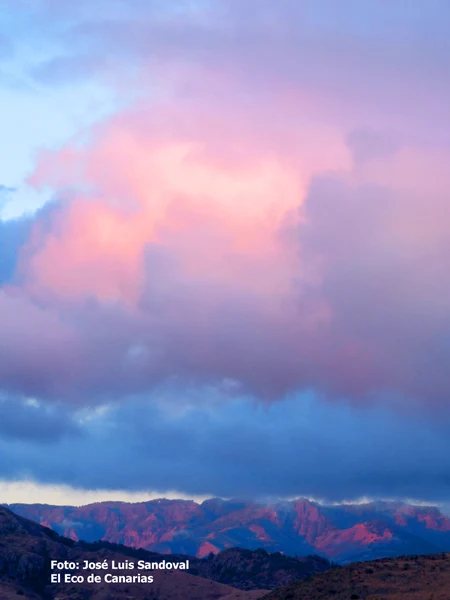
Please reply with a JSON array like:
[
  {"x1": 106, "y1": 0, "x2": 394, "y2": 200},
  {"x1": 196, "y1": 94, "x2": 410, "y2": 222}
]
[
  {"x1": 189, "y1": 547, "x2": 331, "y2": 590},
  {"x1": 0, "y1": 506, "x2": 266, "y2": 600},
  {"x1": 0, "y1": 505, "x2": 331, "y2": 598},
  {"x1": 262, "y1": 552, "x2": 450, "y2": 600}
]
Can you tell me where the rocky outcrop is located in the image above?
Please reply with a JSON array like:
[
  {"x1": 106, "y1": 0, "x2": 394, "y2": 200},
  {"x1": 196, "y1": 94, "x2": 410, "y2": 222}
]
[{"x1": 8, "y1": 498, "x2": 450, "y2": 563}]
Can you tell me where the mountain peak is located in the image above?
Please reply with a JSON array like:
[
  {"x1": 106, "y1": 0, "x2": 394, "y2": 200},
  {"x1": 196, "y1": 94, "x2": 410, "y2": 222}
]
[{"x1": 7, "y1": 499, "x2": 450, "y2": 563}]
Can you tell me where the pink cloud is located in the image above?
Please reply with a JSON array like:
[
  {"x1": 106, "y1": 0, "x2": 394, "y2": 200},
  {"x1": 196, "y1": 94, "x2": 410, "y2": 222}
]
[
  {"x1": 24, "y1": 94, "x2": 337, "y2": 306},
  {"x1": 3, "y1": 1, "x2": 450, "y2": 407},
  {"x1": 17, "y1": 120, "x2": 450, "y2": 405}
]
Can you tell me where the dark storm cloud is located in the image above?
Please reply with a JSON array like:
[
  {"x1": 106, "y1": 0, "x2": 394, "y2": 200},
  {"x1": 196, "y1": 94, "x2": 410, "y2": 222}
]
[
  {"x1": 0, "y1": 395, "x2": 81, "y2": 443},
  {"x1": 0, "y1": 390, "x2": 449, "y2": 502}
]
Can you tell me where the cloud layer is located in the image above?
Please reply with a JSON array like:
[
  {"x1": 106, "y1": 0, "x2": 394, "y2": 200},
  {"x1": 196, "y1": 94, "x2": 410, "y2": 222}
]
[
  {"x1": 1, "y1": 0, "x2": 450, "y2": 501},
  {"x1": 1, "y1": 389, "x2": 450, "y2": 502}
]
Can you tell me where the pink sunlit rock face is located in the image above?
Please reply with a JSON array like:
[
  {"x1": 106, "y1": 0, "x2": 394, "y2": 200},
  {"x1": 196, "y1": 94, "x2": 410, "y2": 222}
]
[{"x1": 8, "y1": 498, "x2": 450, "y2": 563}]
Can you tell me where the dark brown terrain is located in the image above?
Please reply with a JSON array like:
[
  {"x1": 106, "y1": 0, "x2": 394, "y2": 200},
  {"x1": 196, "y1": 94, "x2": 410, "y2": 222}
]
[
  {"x1": 262, "y1": 553, "x2": 450, "y2": 600},
  {"x1": 0, "y1": 506, "x2": 267, "y2": 600},
  {"x1": 0, "y1": 505, "x2": 330, "y2": 599},
  {"x1": 3, "y1": 505, "x2": 450, "y2": 599},
  {"x1": 190, "y1": 548, "x2": 330, "y2": 590},
  {"x1": 8, "y1": 498, "x2": 450, "y2": 563}
]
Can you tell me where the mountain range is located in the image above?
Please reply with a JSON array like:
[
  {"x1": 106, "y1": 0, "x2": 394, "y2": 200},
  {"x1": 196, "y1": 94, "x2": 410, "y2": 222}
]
[
  {"x1": 2, "y1": 504, "x2": 450, "y2": 600},
  {"x1": 1, "y1": 504, "x2": 328, "y2": 599},
  {"x1": 0, "y1": 504, "x2": 265, "y2": 599},
  {"x1": 7, "y1": 498, "x2": 450, "y2": 564}
]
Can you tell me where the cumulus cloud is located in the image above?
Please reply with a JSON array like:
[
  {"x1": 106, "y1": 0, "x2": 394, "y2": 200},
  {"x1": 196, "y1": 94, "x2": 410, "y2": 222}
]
[
  {"x1": 0, "y1": 0, "x2": 450, "y2": 501},
  {"x1": 0, "y1": 0, "x2": 449, "y2": 405},
  {"x1": 6, "y1": 123, "x2": 449, "y2": 405},
  {"x1": 296, "y1": 163, "x2": 450, "y2": 403}
]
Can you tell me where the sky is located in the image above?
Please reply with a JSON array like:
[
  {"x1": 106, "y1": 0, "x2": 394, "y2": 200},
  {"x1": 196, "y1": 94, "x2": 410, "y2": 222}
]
[{"x1": 1, "y1": 0, "x2": 450, "y2": 509}]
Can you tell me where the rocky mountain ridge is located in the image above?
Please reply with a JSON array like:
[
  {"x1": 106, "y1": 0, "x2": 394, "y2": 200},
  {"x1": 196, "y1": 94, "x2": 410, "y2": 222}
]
[{"x1": 8, "y1": 498, "x2": 450, "y2": 563}]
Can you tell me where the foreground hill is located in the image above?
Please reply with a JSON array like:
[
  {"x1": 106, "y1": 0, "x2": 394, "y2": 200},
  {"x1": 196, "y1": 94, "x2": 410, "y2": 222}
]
[
  {"x1": 262, "y1": 552, "x2": 450, "y2": 599},
  {"x1": 8, "y1": 498, "x2": 450, "y2": 563},
  {"x1": 190, "y1": 548, "x2": 330, "y2": 590},
  {"x1": 3, "y1": 504, "x2": 450, "y2": 600},
  {"x1": 0, "y1": 506, "x2": 266, "y2": 600}
]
